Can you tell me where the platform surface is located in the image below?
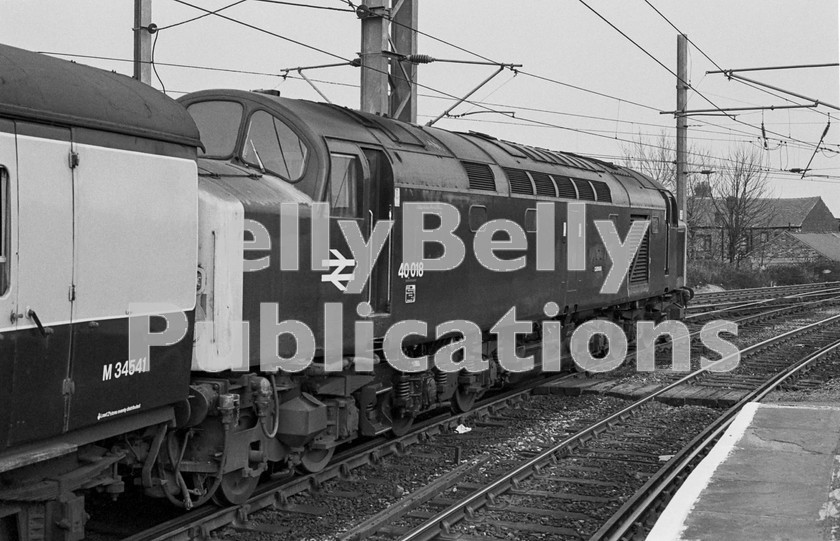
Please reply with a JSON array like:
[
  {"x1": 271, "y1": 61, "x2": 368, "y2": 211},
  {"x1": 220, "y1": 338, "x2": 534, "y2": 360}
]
[{"x1": 647, "y1": 401, "x2": 840, "y2": 540}]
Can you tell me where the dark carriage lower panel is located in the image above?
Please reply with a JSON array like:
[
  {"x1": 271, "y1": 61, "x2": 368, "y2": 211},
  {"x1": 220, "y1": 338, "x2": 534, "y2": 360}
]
[
  {"x1": 67, "y1": 313, "x2": 194, "y2": 433},
  {"x1": 0, "y1": 325, "x2": 71, "y2": 451}
]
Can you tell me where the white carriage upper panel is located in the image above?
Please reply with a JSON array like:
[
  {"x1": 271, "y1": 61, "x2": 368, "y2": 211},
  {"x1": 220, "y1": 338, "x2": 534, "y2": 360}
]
[{"x1": 72, "y1": 145, "x2": 198, "y2": 321}]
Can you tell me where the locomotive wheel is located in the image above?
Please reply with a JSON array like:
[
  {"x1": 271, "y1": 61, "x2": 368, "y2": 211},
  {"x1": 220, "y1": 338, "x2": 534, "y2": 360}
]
[
  {"x1": 212, "y1": 470, "x2": 260, "y2": 506},
  {"x1": 299, "y1": 447, "x2": 335, "y2": 473},
  {"x1": 452, "y1": 387, "x2": 477, "y2": 413},
  {"x1": 390, "y1": 414, "x2": 415, "y2": 437}
]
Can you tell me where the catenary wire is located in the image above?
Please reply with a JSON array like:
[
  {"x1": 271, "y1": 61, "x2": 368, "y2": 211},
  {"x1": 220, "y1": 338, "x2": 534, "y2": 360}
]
[
  {"x1": 171, "y1": 0, "x2": 351, "y2": 62},
  {"x1": 579, "y1": 0, "x2": 833, "y2": 154},
  {"x1": 44, "y1": 47, "x2": 835, "y2": 157},
  {"x1": 157, "y1": 0, "x2": 247, "y2": 31},
  {"x1": 252, "y1": 0, "x2": 354, "y2": 11},
  {"x1": 641, "y1": 0, "x2": 833, "y2": 121}
]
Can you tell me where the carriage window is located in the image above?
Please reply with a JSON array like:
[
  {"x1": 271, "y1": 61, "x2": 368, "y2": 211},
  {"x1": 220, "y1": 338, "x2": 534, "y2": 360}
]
[
  {"x1": 328, "y1": 154, "x2": 363, "y2": 218},
  {"x1": 187, "y1": 101, "x2": 243, "y2": 158},
  {"x1": 0, "y1": 167, "x2": 9, "y2": 296},
  {"x1": 242, "y1": 110, "x2": 308, "y2": 181}
]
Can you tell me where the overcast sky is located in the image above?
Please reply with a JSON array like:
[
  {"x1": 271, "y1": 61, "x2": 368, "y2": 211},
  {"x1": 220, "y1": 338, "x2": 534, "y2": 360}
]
[{"x1": 2, "y1": 1, "x2": 838, "y2": 211}]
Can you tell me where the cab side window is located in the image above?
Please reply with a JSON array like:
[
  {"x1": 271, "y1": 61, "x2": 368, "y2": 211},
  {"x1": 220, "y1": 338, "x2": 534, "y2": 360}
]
[
  {"x1": 242, "y1": 110, "x2": 308, "y2": 181},
  {"x1": 0, "y1": 166, "x2": 9, "y2": 295},
  {"x1": 186, "y1": 100, "x2": 243, "y2": 158},
  {"x1": 328, "y1": 154, "x2": 363, "y2": 218}
]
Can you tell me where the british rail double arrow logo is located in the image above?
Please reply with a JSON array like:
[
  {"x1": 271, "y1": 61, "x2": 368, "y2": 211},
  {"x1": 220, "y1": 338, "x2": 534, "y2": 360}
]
[{"x1": 321, "y1": 249, "x2": 356, "y2": 291}]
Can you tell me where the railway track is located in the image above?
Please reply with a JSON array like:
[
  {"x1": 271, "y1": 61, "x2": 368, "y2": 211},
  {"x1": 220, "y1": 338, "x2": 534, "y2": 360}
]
[
  {"x1": 595, "y1": 322, "x2": 840, "y2": 540},
  {"x1": 683, "y1": 287, "x2": 840, "y2": 330},
  {"x1": 690, "y1": 281, "x2": 840, "y2": 305},
  {"x1": 110, "y1": 294, "x2": 840, "y2": 541},
  {"x1": 686, "y1": 285, "x2": 840, "y2": 322},
  {"x1": 114, "y1": 376, "x2": 573, "y2": 541},
  {"x1": 360, "y1": 311, "x2": 840, "y2": 541}
]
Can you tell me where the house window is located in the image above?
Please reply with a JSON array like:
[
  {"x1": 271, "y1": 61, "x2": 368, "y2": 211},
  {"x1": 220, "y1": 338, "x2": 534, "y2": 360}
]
[
  {"x1": 700, "y1": 234, "x2": 712, "y2": 252},
  {"x1": 759, "y1": 231, "x2": 769, "y2": 243}
]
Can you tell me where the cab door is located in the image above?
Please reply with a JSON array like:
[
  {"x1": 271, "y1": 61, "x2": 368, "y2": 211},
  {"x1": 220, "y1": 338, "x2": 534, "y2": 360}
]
[
  {"x1": 0, "y1": 121, "x2": 19, "y2": 450},
  {"x1": 7, "y1": 123, "x2": 74, "y2": 446},
  {"x1": 362, "y1": 148, "x2": 393, "y2": 315},
  {"x1": 324, "y1": 141, "x2": 393, "y2": 315}
]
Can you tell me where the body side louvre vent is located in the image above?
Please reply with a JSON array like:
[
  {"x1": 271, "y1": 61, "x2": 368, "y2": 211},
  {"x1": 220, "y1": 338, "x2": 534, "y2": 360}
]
[
  {"x1": 591, "y1": 180, "x2": 612, "y2": 203},
  {"x1": 629, "y1": 218, "x2": 650, "y2": 285},
  {"x1": 530, "y1": 171, "x2": 556, "y2": 197},
  {"x1": 552, "y1": 175, "x2": 578, "y2": 199},
  {"x1": 573, "y1": 178, "x2": 596, "y2": 201},
  {"x1": 503, "y1": 167, "x2": 534, "y2": 195},
  {"x1": 462, "y1": 161, "x2": 496, "y2": 191}
]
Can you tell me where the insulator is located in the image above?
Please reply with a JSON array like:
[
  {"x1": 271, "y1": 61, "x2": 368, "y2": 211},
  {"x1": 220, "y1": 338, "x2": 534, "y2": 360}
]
[{"x1": 407, "y1": 54, "x2": 435, "y2": 64}]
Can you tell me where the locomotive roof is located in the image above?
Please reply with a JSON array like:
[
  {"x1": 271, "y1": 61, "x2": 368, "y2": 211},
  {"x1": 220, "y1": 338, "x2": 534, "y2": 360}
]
[
  {"x1": 181, "y1": 89, "x2": 667, "y2": 207},
  {"x1": 0, "y1": 44, "x2": 201, "y2": 148}
]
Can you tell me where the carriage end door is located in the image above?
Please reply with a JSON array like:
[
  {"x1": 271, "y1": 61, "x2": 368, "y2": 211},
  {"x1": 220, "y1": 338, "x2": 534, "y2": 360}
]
[{"x1": 8, "y1": 123, "x2": 74, "y2": 446}]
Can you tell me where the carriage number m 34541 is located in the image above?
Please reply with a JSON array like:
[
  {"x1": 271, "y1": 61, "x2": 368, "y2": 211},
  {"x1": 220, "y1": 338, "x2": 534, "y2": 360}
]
[{"x1": 102, "y1": 358, "x2": 149, "y2": 381}]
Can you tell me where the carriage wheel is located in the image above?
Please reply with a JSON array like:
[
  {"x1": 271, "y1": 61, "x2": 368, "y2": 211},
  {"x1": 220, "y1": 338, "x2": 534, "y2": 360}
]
[
  {"x1": 212, "y1": 470, "x2": 261, "y2": 506},
  {"x1": 452, "y1": 387, "x2": 477, "y2": 413},
  {"x1": 299, "y1": 447, "x2": 335, "y2": 473}
]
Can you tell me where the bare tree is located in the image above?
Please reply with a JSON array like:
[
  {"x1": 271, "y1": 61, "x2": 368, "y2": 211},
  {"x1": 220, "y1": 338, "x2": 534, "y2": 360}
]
[
  {"x1": 709, "y1": 146, "x2": 773, "y2": 266},
  {"x1": 622, "y1": 131, "x2": 713, "y2": 257},
  {"x1": 622, "y1": 132, "x2": 676, "y2": 191}
]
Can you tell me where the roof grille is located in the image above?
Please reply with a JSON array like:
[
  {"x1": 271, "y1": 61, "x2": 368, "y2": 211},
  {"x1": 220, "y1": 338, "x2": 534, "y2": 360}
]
[
  {"x1": 462, "y1": 162, "x2": 496, "y2": 191},
  {"x1": 592, "y1": 180, "x2": 612, "y2": 203},
  {"x1": 573, "y1": 178, "x2": 596, "y2": 201},
  {"x1": 552, "y1": 175, "x2": 578, "y2": 199},
  {"x1": 530, "y1": 171, "x2": 556, "y2": 197},
  {"x1": 504, "y1": 168, "x2": 533, "y2": 195}
]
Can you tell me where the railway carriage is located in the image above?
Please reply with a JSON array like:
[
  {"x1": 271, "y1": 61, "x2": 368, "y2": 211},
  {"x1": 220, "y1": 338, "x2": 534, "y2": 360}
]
[
  {"x1": 0, "y1": 43, "x2": 689, "y2": 541},
  {"x1": 0, "y1": 44, "x2": 200, "y2": 541}
]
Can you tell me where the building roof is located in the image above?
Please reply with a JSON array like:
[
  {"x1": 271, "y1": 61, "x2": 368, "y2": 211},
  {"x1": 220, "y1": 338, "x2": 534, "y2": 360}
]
[
  {"x1": 692, "y1": 196, "x2": 824, "y2": 228},
  {"x1": 789, "y1": 232, "x2": 840, "y2": 261}
]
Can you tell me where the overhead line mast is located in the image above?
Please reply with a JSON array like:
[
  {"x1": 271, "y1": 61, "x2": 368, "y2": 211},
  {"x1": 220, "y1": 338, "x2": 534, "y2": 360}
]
[
  {"x1": 133, "y1": 0, "x2": 153, "y2": 85},
  {"x1": 676, "y1": 34, "x2": 688, "y2": 222},
  {"x1": 359, "y1": 0, "x2": 418, "y2": 122}
]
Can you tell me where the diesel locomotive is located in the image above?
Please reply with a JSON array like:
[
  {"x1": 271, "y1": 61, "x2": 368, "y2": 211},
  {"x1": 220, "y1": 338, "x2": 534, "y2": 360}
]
[{"x1": 0, "y1": 44, "x2": 689, "y2": 540}]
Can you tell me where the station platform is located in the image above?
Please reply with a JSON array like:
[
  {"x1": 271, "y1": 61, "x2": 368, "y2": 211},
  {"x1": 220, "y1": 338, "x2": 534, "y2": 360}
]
[{"x1": 648, "y1": 402, "x2": 840, "y2": 540}]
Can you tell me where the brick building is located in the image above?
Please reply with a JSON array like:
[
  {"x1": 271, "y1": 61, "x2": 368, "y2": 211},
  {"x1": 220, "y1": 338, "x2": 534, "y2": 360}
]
[
  {"x1": 748, "y1": 232, "x2": 840, "y2": 268},
  {"x1": 691, "y1": 196, "x2": 838, "y2": 261}
]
